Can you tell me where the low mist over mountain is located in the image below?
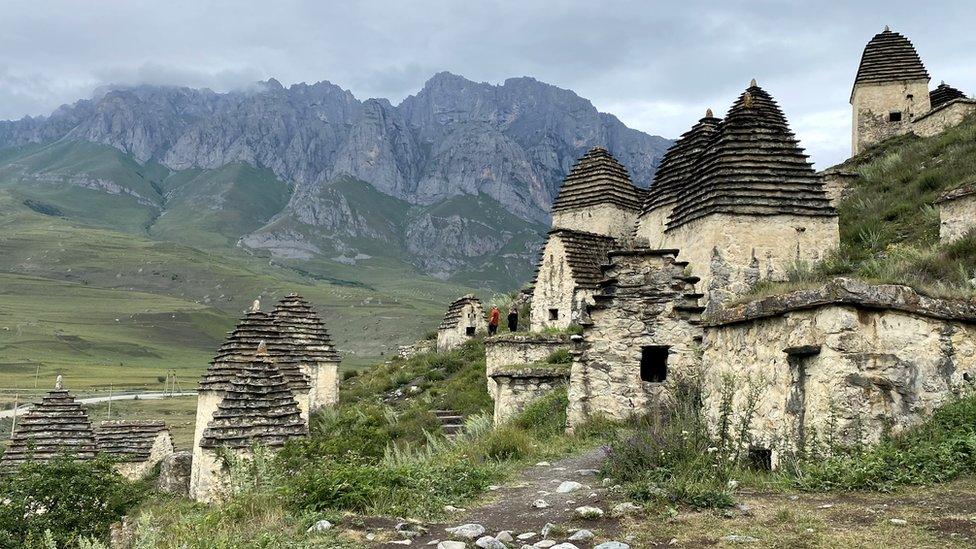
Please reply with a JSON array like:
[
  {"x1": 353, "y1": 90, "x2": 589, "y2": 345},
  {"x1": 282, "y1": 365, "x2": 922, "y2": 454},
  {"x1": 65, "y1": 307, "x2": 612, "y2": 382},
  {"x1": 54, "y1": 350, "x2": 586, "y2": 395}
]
[{"x1": 0, "y1": 72, "x2": 670, "y2": 288}]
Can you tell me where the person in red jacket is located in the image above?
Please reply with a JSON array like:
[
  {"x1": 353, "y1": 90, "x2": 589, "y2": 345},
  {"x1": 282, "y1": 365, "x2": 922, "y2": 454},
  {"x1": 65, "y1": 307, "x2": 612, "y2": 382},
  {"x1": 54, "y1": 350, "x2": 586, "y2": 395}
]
[{"x1": 488, "y1": 306, "x2": 500, "y2": 336}]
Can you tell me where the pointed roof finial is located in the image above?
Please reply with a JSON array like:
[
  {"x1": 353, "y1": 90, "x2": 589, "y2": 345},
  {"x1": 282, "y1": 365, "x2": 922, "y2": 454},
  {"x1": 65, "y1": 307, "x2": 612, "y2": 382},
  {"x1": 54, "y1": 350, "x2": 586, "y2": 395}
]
[
  {"x1": 256, "y1": 340, "x2": 268, "y2": 356},
  {"x1": 250, "y1": 299, "x2": 261, "y2": 313},
  {"x1": 750, "y1": 78, "x2": 757, "y2": 87},
  {"x1": 705, "y1": 108, "x2": 713, "y2": 118},
  {"x1": 55, "y1": 375, "x2": 63, "y2": 390},
  {"x1": 941, "y1": 80, "x2": 946, "y2": 86},
  {"x1": 884, "y1": 25, "x2": 890, "y2": 32}
]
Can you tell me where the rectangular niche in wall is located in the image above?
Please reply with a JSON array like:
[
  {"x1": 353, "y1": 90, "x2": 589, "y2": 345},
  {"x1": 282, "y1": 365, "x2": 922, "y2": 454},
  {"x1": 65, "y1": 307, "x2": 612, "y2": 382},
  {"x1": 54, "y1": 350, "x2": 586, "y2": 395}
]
[
  {"x1": 465, "y1": 326, "x2": 476, "y2": 336},
  {"x1": 640, "y1": 345, "x2": 669, "y2": 383},
  {"x1": 548, "y1": 308, "x2": 559, "y2": 321},
  {"x1": 889, "y1": 111, "x2": 902, "y2": 122}
]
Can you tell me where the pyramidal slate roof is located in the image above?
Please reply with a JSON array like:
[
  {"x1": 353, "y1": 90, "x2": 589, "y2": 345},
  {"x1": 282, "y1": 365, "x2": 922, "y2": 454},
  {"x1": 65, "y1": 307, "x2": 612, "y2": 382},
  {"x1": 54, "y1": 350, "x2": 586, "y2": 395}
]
[
  {"x1": 930, "y1": 82, "x2": 968, "y2": 110},
  {"x1": 199, "y1": 300, "x2": 311, "y2": 392},
  {"x1": 852, "y1": 27, "x2": 929, "y2": 97},
  {"x1": 272, "y1": 293, "x2": 341, "y2": 363},
  {"x1": 533, "y1": 229, "x2": 618, "y2": 289},
  {"x1": 551, "y1": 147, "x2": 644, "y2": 214},
  {"x1": 200, "y1": 343, "x2": 308, "y2": 449},
  {"x1": 641, "y1": 110, "x2": 722, "y2": 215},
  {"x1": 1, "y1": 377, "x2": 97, "y2": 470},
  {"x1": 94, "y1": 420, "x2": 172, "y2": 463},
  {"x1": 666, "y1": 83, "x2": 835, "y2": 230},
  {"x1": 439, "y1": 294, "x2": 483, "y2": 330}
]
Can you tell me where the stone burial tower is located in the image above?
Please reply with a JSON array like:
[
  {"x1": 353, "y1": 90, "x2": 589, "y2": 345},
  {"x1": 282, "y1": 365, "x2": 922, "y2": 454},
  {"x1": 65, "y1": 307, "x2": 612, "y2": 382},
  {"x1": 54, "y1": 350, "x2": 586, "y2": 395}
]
[
  {"x1": 271, "y1": 293, "x2": 342, "y2": 411},
  {"x1": 530, "y1": 147, "x2": 644, "y2": 330},
  {"x1": 191, "y1": 341, "x2": 308, "y2": 503},
  {"x1": 0, "y1": 376, "x2": 98, "y2": 471},
  {"x1": 437, "y1": 294, "x2": 487, "y2": 351},
  {"x1": 851, "y1": 26, "x2": 930, "y2": 155}
]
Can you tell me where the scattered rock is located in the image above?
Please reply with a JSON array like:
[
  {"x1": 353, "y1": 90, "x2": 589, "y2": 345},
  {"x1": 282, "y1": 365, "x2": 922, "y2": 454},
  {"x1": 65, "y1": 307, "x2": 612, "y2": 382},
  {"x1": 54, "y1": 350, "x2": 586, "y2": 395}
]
[
  {"x1": 446, "y1": 524, "x2": 487, "y2": 540},
  {"x1": 541, "y1": 523, "x2": 557, "y2": 538},
  {"x1": 488, "y1": 485, "x2": 501, "y2": 491},
  {"x1": 594, "y1": 543, "x2": 630, "y2": 549},
  {"x1": 577, "y1": 468, "x2": 601, "y2": 476},
  {"x1": 818, "y1": 504, "x2": 833, "y2": 509},
  {"x1": 533, "y1": 541, "x2": 557, "y2": 548},
  {"x1": 610, "y1": 502, "x2": 642, "y2": 517},
  {"x1": 568, "y1": 529, "x2": 594, "y2": 541},
  {"x1": 475, "y1": 536, "x2": 506, "y2": 549},
  {"x1": 306, "y1": 519, "x2": 332, "y2": 534},
  {"x1": 496, "y1": 531, "x2": 514, "y2": 543},
  {"x1": 668, "y1": 539, "x2": 678, "y2": 545},
  {"x1": 574, "y1": 506, "x2": 604, "y2": 519},
  {"x1": 551, "y1": 544, "x2": 580, "y2": 549},
  {"x1": 535, "y1": 461, "x2": 551, "y2": 467},
  {"x1": 736, "y1": 504, "x2": 753, "y2": 516},
  {"x1": 396, "y1": 521, "x2": 429, "y2": 538},
  {"x1": 890, "y1": 518, "x2": 908, "y2": 526},
  {"x1": 391, "y1": 541, "x2": 413, "y2": 546},
  {"x1": 438, "y1": 542, "x2": 467, "y2": 549},
  {"x1": 533, "y1": 499, "x2": 551, "y2": 509},
  {"x1": 722, "y1": 534, "x2": 760, "y2": 543},
  {"x1": 444, "y1": 505, "x2": 467, "y2": 514},
  {"x1": 517, "y1": 532, "x2": 538, "y2": 540},
  {"x1": 556, "y1": 481, "x2": 584, "y2": 493}
]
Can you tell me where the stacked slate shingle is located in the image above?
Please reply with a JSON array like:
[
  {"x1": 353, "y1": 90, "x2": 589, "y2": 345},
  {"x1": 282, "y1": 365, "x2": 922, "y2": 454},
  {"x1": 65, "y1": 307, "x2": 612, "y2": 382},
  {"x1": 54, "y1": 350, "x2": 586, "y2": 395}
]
[
  {"x1": 439, "y1": 295, "x2": 483, "y2": 330},
  {"x1": 534, "y1": 229, "x2": 618, "y2": 289},
  {"x1": 1, "y1": 377, "x2": 97, "y2": 470},
  {"x1": 852, "y1": 27, "x2": 929, "y2": 95},
  {"x1": 200, "y1": 343, "x2": 308, "y2": 449},
  {"x1": 94, "y1": 420, "x2": 171, "y2": 463},
  {"x1": 641, "y1": 109, "x2": 722, "y2": 217},
  {"x1": 199, "y1": 300, "x2": 311, "y2": 396},
  {"x1": 272, "y1": 293, "x2": 341, "y2": 364},
  {"x1": 930, "y1": 82, "x2": 967, "y2": 110},
  {"x1": 665, "y1": 83, "x2": 835, "y2": 230},
  {"x1": 551, "y1": 147, "x2": 644, "y2": 214}
]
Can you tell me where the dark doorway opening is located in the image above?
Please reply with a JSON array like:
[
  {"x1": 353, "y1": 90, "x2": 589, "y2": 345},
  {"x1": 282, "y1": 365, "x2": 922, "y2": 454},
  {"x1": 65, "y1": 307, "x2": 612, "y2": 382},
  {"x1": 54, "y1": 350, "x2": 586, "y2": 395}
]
[
  {"x1": 748, "y1": 447, "x2": 772, "y2": 471},
  {"x1": 465, "y1": 326, "x2": 476, "y2": 336},
  {"x1": 640, "y1": 345, "x2": 669, "y2": 383}
]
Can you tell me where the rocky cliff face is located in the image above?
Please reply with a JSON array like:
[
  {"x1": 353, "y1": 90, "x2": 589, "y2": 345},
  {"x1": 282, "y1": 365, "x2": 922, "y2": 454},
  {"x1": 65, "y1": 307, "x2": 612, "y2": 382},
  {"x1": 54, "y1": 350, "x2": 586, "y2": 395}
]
[{"x1": 0, "y1": 73, "x2": 669, "y2": 224}]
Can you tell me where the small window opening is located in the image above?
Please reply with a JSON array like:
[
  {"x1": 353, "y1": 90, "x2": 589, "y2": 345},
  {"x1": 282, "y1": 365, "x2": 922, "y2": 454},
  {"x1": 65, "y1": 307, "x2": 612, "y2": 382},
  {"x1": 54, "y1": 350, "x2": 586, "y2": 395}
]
[
  {"x1": 889, "y1": 111, "x2": 902, "y2": 122},
  {"x1": 548, "y1": 308, "x2": 559, "y2": 321},
  {"x1": 748, "y1": 447, "x2": 772, "y2": 471},
  {"x1": 640, "y1": 346, "x2": 669, "y2": 383},
  {"x1": 465, "y1": 326, "x2": 476, "y2": 336}
]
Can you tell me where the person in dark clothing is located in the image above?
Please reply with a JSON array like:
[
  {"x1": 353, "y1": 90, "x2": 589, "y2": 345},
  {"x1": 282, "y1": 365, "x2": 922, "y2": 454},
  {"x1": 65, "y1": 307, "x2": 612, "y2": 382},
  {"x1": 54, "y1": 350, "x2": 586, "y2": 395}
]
[
  {"x1": 488, "y1": 306, "x2": 500, "y2": 336},
  {"x1": 507, "y1": 306, "x2": 519, "y2": 332}
]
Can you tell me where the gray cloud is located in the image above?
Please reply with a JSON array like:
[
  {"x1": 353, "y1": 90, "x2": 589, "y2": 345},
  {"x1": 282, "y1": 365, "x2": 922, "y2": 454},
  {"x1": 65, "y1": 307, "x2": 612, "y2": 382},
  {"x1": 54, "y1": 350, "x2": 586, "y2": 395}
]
[{"x1": 0, "y1": 0, "x2": 974, "y2": 168}]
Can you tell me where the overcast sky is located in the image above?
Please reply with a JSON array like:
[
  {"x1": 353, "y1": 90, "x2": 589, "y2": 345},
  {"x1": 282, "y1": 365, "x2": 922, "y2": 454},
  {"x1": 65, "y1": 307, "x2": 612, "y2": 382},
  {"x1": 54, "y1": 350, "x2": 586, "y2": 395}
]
[{"x1": 2, "y1": 0, "x2": 974, "y2": 168}]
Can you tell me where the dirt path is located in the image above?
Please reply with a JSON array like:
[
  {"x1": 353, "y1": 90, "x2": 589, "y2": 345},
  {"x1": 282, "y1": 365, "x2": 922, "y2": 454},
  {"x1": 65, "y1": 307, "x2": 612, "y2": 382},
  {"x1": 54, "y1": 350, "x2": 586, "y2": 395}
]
[{"x1": 376, "y1": 446, "x2": 633, "y2": 548}]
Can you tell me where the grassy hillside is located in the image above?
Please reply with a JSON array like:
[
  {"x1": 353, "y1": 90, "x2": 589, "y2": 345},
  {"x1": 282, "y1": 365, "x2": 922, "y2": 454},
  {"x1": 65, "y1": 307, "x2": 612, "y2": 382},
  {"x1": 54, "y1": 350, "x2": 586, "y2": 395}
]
[
  {"x1": 0, "y1": 188, "x2": 475, "y2": 393},
  {"x1": 755, "y1": 114, "x2": 976, "y2": 298}
]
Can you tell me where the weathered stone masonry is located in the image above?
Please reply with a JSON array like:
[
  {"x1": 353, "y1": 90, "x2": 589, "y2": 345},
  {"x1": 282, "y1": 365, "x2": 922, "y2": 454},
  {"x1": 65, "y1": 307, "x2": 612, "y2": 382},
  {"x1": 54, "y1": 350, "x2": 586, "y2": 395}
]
[
  {"x1": 437, "y1": 295, "x2": 486, "y2": 352},
  {"x1": 95, "y1": 420, "x2": 174, "y2": 480},
  {"x1": 568, "y1": 248, "x2": 704, "y2": 430},
  {"x1": 937, "y1": 185, "x2": 976, "y2": 243},
  {"x1": 702, "y1": 278, "x2": 976, "y2": 467}
]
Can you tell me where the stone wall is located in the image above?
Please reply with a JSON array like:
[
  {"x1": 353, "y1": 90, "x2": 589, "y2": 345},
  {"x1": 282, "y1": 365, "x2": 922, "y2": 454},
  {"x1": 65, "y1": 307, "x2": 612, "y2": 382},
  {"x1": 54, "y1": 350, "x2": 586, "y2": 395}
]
[
  {"x1": 191, "y1": 446, "x2": 229, "y2": 503},
  {"x1": 189, "y1": 390, "x2": 221, "y2": 502},
  {"x1": 530, "y1": 237, "x2": 592, "y2": 331},
  {"x1": 490, "y1": 367, "x2": 569, "y2": 425},
  {"x1": 633, "y1": 205, "x2": 671, "y2": 249},
  {"x1": 703, "y1": 278, "x2": 976, "y2": 466},
  {"x1": 485, "y1": 333, "x2": 569, "y2": 397},
  {"x1": 852, "y1": 80, "x2": 931, "y2": 155},
  {"x1": 662, "y1": 213, "x2": 838, "y2": 311},
  {"x1": 820, "y1": 168, "x2": 859, "y2": 209},
  {"x1": 303, "y1": 360, "x2": 339, "y2": 411},
  {"x1": 551, "y1": 203, "x2": 639, "y2": 240},
  {"x1": 567, "y1": 249, "x2": 704, "y2": 430},
  {"x1": 913, "y1": 100, "x2": 976, "y2": 138},
  {"x1": 937, "y1": 187, "x2": 976, "y2": 243}
]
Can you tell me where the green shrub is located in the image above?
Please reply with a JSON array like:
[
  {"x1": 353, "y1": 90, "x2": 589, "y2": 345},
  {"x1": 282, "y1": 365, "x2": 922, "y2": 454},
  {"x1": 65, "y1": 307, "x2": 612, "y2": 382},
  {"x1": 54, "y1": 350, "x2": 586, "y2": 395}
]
[
  {"x1": 544, "y1": 348, "x2": 572, "y2": 364},
  {"x1": 787, "y1": 394, "x2": 976, "y2": 492},
  {"x1": 0, "y1": 456, "x2": 145, "y2": 548},
  {"x1": 512, "y1": 388, "x2": 568, "y2": 437},
  {"x1": 476, "y1": 426, "x2": 535, "y2": 462}
]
